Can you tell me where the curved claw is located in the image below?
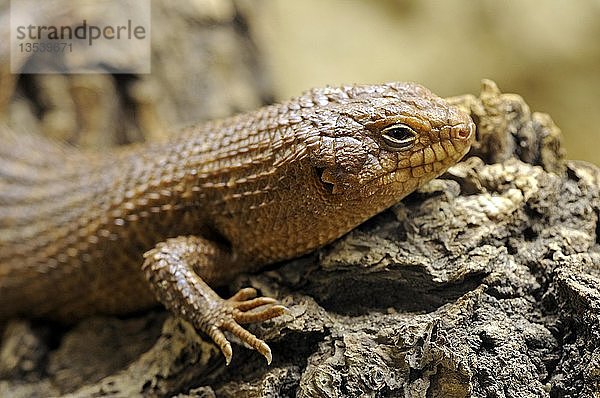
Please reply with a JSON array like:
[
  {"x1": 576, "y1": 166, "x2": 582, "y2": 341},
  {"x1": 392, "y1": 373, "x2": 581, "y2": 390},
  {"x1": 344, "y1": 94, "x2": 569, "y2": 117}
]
[
  {"x1": 222, "y1": 320, "x2": 272, "y2": 364},
  {"x1": 207, "y1": 289, "x2": 285, "y2": 365},
  {"x1": 207, "y1": 325, "x2": 233, "y2": 365},
  {"x1": 258, "y1": 341, "x2": 273, "y2": 365}
]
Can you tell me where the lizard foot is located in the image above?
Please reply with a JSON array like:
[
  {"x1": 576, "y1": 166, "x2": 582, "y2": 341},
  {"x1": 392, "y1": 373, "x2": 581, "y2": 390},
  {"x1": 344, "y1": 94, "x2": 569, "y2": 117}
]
[
  {"x1": 143, "y1": 236, "x2": 287, "y2": 365},
  {"x1": 205, "y1": 287, "x2": 286, "y2": 365}
]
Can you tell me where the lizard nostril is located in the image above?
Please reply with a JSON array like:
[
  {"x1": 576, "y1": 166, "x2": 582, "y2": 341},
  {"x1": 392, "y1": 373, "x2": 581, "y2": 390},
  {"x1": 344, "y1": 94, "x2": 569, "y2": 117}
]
[{"x1": 457, "y1": 122, "x2": 474, "y2": 140}]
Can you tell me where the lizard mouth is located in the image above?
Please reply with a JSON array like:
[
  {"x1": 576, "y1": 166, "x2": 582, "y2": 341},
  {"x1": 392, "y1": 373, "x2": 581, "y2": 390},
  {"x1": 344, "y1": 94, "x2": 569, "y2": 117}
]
[
  {"x1": 352, "y1": 120, "x2": 475, "y2": 194},
  {"x1": 397, "y1": 121, "x2": 475, "y2": 175},
  {"x1": 364, "y1": 120, "x2": 475, "y2": 192}
]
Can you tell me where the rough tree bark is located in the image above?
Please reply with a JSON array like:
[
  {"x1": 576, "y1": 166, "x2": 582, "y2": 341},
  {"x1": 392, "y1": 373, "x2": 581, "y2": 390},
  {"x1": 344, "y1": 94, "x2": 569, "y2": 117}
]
[{"x1": 1, "y1": 1, "x2": 600, "y2": 397}]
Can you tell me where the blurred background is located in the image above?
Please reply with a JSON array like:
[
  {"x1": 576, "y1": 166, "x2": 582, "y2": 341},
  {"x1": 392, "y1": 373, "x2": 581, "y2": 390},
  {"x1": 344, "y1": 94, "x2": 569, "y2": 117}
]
[{"x1": 1, "y1": 0, "x2": 599, "y2": 164}]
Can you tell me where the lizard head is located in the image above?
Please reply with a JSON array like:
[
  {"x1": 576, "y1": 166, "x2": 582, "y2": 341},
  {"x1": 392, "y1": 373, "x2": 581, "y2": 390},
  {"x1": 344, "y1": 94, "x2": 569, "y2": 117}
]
[{"x1": 302, "y1": 82, "x2": 475, "y2": 203}]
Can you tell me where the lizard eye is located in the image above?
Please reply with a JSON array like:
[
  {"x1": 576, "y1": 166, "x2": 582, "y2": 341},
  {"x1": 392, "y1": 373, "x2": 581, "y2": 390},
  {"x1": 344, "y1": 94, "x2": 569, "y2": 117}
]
[{"x1": 381, "y1": 124, "x2": 417, "y2": 150}]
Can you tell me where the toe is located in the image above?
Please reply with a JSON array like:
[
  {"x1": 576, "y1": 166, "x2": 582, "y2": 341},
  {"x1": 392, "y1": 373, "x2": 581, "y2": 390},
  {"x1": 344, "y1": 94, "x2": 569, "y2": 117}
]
[
  {"x1": 235, "y1": 304, "x2": 287, "y2": 324},
  {"x1": 229, "y1": 287, "x2": 257, "y2": 301},
  {"x1": 233, "y1": 296, "x2": 277, "y2": 311},
  {"x1": 207, "y1": 325, "x2": 233, "y2": 365}
]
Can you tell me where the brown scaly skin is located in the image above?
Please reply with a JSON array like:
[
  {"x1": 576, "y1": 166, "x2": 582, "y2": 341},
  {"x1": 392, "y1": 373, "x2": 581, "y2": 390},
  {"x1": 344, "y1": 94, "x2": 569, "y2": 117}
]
[{"x1": 0, "y1": 82, "x2": 475, "y2": 364}]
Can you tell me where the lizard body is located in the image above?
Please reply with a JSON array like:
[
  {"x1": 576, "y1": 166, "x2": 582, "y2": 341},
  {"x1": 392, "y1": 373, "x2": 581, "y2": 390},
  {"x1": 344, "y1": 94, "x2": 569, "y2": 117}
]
[{"x1": 0, "y1": 82, "x2": 474, "y2": 363}]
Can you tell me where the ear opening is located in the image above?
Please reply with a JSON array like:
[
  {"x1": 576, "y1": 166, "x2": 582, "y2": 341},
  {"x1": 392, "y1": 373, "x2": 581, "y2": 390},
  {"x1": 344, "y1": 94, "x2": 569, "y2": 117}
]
[{"x1": 314, "y1": 167, "x2": 335, "y2": 194}]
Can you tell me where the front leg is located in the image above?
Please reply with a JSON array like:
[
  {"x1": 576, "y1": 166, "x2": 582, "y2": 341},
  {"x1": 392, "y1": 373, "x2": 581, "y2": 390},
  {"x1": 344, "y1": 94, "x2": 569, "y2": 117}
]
[{"x1": 142, "y1": 236, "x2": 285, "y2": 365}]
